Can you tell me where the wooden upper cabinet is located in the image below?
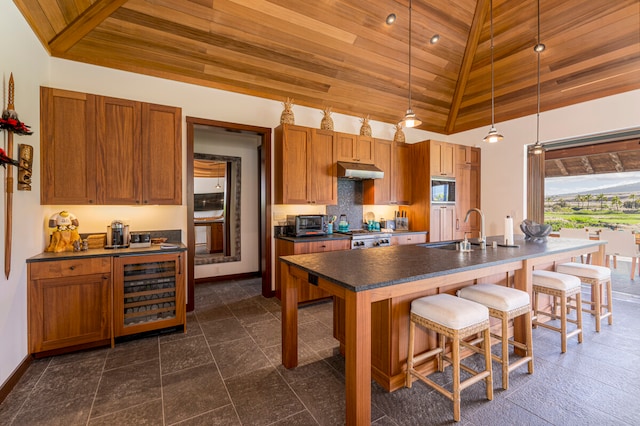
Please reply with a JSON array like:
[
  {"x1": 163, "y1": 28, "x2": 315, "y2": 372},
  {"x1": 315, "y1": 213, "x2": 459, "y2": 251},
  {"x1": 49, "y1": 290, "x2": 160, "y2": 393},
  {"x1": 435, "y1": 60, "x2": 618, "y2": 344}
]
[
  {"x1": 336, "y1": 133, "x2": 374, "y2": 164},
  {"x1": 456, "y1": 144, "x2": 480, "y2": 166},
  {"x1": 142, "y1": 103, "x2": 182, "y2": 205},
  {"x1": 310, "y1": 129, "x2": 337, "y2": 205},
  {"x1": 97, "y1": 97, "x2": 142, "y2": 204},
  {"x1": 41, "y1": 87, "x2": 97, "y2": 205},
  {"x1": 394, "y1": 142, "x2": 411, "y2": 205},
  {"x1": 274, "y1": 124, "x2": 336, "y2": 205},
  {"x1": 41, "y1": 87, "x2": 182, "y2": 205},
  {"x1": 363, "y1": 138, "x2": 392, "y2": 204},
  {"x1": 363, "y1": 139, "x2": 410, "y2": 205},
  {"x1": 430, "y1": 140, "x2": 455, "y2": 177}
]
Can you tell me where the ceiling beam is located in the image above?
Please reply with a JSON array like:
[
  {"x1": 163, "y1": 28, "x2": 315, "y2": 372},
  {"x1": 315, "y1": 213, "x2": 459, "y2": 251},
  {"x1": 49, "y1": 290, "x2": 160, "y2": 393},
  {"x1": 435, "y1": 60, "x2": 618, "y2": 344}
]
[
  {"x1": 554, "y1": 159, "x2": 569, "y2": 176},
  {"x1": 545, "y1": 138, "x2": 640, "y2": 160},
  {"x1": 580, "y1": 156, "x2": 594, "y2": 174},
  {"x1": 609, "y1": 152, "x2": 625, "y2": 172},
  {"x1": 49, "y1": 0, "x2": 130, "y2": 54},
  {"x1": 445, "y1": 0, "x2": 489, "y2": 134}
]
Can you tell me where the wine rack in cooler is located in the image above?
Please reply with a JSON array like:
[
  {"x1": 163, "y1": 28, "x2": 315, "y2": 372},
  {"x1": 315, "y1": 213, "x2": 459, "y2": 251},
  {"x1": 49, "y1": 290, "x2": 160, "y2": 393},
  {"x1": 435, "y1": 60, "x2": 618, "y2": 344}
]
[{"x1": 114, "y1": 253, "x2": 185, "y2": 337}]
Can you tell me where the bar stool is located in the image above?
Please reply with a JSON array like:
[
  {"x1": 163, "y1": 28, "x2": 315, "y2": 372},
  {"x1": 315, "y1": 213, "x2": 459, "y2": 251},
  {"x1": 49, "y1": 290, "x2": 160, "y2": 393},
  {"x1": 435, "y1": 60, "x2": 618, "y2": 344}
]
[
  {"x1": 531, "y1": 270, "x2": 583, "y2": 353},
  {"x1": 406, "y1": 294, "x2": 493, "y2": 422},
  {"x1": 556, "y1": 262, "x2": 613, "y2": 332},
  {"x1": 457, "y1": 284, "x2": 534, "y2": 390}
]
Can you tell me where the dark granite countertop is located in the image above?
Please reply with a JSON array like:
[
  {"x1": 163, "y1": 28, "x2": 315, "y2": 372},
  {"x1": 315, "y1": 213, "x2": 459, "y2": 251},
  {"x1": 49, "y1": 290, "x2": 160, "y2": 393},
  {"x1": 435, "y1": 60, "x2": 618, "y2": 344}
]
[
  {"x1": 27, "y1": 243, "x2": 187, "y2": 263},
  {"x1": 279, "y1": 235, "x2": 604, "y2": 292}
]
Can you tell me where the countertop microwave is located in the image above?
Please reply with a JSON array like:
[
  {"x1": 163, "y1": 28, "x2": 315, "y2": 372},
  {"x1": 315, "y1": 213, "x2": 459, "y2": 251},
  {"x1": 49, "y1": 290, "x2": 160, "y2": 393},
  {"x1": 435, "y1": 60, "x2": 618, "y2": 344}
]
[{"x1": 431, "y1": 177, "x2": 456, "y2": 203}]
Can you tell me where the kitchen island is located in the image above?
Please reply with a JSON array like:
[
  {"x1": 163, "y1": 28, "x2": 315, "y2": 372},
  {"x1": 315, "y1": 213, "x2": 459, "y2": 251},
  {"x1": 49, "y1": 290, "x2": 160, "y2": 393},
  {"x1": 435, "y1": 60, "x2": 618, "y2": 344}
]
[{"x1": 279, "y1": 235, "x2": 605, "y2": 425}]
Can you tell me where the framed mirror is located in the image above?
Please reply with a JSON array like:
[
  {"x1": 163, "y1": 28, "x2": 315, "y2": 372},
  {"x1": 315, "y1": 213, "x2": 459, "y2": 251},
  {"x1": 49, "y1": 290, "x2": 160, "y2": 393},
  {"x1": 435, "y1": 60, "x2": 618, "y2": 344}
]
[{"x1": 193, "y1": 153, "x2": 241, "y2": 264}]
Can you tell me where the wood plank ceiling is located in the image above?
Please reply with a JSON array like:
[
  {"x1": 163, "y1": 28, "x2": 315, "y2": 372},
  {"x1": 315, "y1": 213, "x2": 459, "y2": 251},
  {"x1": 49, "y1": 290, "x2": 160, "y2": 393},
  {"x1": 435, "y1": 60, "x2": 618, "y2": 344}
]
[{"x1": 14, "y1": 0, "x2": 640, "y2": 135}]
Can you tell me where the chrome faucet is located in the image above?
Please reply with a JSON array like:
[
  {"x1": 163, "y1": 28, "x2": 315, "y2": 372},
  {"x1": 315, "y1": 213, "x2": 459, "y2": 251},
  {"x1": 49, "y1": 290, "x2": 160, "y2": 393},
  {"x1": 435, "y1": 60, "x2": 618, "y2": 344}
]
[{"x1": 464, "y1": 208, "x2": 486, "y2": 249}]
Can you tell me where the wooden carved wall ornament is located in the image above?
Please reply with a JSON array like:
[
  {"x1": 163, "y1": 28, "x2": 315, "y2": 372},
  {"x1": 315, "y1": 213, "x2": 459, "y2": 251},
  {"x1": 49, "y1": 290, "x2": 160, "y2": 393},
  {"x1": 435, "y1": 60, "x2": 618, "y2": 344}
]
[
  {"x1": 0, "y1": 73, "x2": 33, "y2": 279},
  {"x1": 18, "y1": 144, "x2": 33, "y2": 190}
]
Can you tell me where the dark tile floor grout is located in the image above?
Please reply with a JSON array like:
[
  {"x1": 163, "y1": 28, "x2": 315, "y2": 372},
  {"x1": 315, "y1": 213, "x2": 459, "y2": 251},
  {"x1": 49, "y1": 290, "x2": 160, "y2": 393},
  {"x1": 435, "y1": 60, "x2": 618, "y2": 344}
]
[{"x1": 1, "y1": 260, "x2": 639, "y2": 425}]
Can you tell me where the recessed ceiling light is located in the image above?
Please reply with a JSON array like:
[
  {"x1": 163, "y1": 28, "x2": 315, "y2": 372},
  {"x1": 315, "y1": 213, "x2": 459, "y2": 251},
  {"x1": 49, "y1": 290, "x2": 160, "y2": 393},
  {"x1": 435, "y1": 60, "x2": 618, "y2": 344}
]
[
  {"x1": 386, "y1": 13, "x2": 396, "y2": 25},
  {"x1": 430, "y1": 34, "x2": 440, "y2": 44},
  {"x1": 534, "y1": 42, "x2": 546, "y2": 52}
]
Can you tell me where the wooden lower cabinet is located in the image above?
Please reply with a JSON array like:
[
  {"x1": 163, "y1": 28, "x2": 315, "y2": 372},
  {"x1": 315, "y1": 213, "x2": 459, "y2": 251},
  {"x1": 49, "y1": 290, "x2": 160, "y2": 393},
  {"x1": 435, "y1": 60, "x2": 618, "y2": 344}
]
[
  {"x1": 113, "y1": 253, "x2": 185, "y2": 337},
  {"x1": 390, "y1": 233, "x2": 427, "y2": 246},
  {"x1": 28, "y1": 251, "x2": 186, "y2": 356},
  {"x1": 28, "y1": 257, "x2": 112, "y2": 355},
  {"x1": 275, "y1": 238, "x2": 350, "y2": 302}
]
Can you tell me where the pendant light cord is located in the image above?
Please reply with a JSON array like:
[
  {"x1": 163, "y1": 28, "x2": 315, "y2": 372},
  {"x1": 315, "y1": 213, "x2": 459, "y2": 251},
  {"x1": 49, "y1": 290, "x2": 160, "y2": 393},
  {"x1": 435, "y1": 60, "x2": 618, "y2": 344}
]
[
  {"x1": 536, "y1": 0, "x2": 541, "y2": 144},
  {"x1": 408, "y1": 0, "x2": 413, "y2": 110},
  {"x1": 489, "y1": 0, "x2": 495, "y2": 127}
]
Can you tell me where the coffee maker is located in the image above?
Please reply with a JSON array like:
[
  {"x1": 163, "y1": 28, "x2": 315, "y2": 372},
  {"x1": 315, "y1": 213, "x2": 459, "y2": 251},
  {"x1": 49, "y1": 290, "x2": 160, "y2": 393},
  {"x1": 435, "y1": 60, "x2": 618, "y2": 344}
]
[{"x1": 105, "y1": 220, "x2": 129, "y2": 248}]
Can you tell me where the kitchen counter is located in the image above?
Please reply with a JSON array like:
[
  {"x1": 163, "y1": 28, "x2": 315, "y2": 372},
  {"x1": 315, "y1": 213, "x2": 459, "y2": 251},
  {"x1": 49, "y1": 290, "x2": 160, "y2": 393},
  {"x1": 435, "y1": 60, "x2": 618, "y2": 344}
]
[
  {"x1": 280, "y1": 235, "x2": 601, "y2": 292},
  {"x1": 275, "y1": 229, "x2": 425, "y2": 244},
  {"x1": 280, "y1": 235, "x2": 606, "y2": 425},
  {"x1": 27, "y1": 243, "x2": 187, "y2": 263}
]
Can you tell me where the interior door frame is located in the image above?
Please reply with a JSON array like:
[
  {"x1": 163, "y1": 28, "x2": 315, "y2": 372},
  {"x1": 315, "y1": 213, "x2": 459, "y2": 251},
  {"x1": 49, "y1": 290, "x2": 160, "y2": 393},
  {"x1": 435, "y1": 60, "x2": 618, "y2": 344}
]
[{"x1": 186, "y1": 117, "x2": 273, "y2": 311}]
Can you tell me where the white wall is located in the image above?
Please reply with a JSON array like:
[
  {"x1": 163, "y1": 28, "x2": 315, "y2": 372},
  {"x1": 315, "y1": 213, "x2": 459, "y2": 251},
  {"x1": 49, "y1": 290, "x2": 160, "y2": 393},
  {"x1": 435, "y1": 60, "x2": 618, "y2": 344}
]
[{"x1": 449, "y1": 89, "x2": 640, "y2": 236}]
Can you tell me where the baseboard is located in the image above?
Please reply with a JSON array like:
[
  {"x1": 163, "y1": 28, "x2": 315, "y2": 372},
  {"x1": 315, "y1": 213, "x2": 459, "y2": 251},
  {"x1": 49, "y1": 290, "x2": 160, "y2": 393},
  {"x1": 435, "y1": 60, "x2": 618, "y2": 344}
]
[
  {"x1": 0, "y1": 354, "x2": 32, "y2": 404},
  {"x1": 195, "y1": 271, "x2": 260, "y2": 284}
]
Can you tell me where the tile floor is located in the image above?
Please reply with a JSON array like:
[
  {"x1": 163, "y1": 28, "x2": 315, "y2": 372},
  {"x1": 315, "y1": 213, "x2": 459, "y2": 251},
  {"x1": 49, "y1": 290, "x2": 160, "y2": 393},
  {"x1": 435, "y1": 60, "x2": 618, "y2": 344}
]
[{"x1": 1, "y1": 261, "x2": 639, "y2": 425}]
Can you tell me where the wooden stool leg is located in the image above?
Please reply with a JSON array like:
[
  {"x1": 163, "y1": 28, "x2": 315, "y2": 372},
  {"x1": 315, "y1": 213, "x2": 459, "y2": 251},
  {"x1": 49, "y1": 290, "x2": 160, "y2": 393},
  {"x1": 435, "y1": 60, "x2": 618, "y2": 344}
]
[
  {"x1": 560, "y1": 293, "x2": 568, "y2": 353},
  {"x1": 483, "y1": 328, "x2": 493, "y2": 401},
  {"x1": 576, "y1": 292, "x2": 584, "y2": 344},
  {"x1": 501, "y1": 315, "x2": 509, "y2": 390},
  {"x1": 532, "y1": 289, "x2": 539, "y2": 328},
  {"x1": 606, "y1": 280, "x2": 613, "y2": 325},
  {"x1": 593, "y1": 282, "x2": 602, "y2": 332},
  {"x1": 438, "y1": 333, "x2": 445, "y2": 372},
  {"x1": 406, "y1": 321, "x2": 415, "y2": 388},
  {"x1": 452, "y1": 336, "x2": 461, "y2": 422},
  {"x1": 525, "y1": 310, "x2": 534, "y2": 375}
]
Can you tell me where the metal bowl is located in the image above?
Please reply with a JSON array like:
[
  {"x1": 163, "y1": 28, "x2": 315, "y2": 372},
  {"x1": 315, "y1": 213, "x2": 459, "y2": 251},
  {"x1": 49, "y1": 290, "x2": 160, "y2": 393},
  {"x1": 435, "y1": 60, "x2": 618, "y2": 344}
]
[{"x1": 520, "y1": 219, "x2": 552, "y2": 241}]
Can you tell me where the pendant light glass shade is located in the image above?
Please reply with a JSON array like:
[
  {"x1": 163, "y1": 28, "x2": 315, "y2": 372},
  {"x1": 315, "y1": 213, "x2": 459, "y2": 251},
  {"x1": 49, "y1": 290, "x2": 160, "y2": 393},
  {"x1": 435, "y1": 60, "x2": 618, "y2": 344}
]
[
  {"x1": 532, "y1": 0, "x2": 545, "y2": 155},
  {"x1": 399, "y1": 0, "x2": 421, "y2": 128},
  {"x1": 483, "y1": 0, "x2": 502, "y2": 143},
  {"x1": 483, "y1": 126, "x2": 503, "y2": 143}
]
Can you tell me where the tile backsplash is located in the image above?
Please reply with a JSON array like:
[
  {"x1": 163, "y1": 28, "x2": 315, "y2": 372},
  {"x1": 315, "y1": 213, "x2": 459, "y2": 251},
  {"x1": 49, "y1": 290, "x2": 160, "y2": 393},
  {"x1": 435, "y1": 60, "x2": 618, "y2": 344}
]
[{"x1": 326, "y1": 180, "x2": 364, "y2": 231}]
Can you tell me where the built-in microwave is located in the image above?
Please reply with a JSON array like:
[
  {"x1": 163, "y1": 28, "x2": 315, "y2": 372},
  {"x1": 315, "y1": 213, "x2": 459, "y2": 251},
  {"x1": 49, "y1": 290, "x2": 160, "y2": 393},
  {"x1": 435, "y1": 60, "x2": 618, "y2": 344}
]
[
  {"x1": 431, "y1": 177, "x2": 456, "y2": 203},
  {"x1": 286, "y1": 215, "x2": 327, "y2": 237}
]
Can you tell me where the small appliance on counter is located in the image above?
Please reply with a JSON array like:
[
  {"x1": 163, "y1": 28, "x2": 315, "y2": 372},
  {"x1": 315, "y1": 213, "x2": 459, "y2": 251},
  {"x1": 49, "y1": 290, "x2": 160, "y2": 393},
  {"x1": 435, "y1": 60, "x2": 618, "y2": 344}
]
[
  {"x1": 130, "y1": 231, "x2": 151, "y2": 248},
  {"x1": 105, "y1": 220, "x2": 130, "y2": 249},
  {"x1": 286, "y1": 215, "x2": 327, "y2": 237}
]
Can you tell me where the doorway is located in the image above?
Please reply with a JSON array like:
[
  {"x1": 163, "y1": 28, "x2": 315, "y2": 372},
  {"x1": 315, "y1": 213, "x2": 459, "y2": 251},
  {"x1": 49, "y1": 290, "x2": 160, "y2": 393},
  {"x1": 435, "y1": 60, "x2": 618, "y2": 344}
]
[{"x1": 186, "y1": 117, "x2": 272, "y2": 311}]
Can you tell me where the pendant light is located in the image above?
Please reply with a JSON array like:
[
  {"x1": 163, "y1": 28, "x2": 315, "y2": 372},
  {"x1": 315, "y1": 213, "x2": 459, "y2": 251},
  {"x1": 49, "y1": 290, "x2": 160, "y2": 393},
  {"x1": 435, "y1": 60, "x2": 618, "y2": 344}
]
[
  {"x1": 532, "y1": 0, "x2": 545, "y2": 155},
  {"x1": 399, "y1": 0, "x2": 422, "y2": 128},
  {"x1": 215, "y1": 163, "x2": 222, "y2": 189},
  {"x1": 483, "y1": 0, "x2": 503, "y2": 143}
]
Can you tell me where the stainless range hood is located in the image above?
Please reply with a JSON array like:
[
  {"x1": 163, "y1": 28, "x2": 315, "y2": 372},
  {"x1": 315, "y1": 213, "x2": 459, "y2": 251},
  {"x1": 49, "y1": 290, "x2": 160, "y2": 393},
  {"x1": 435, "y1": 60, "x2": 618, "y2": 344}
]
[{"x1": 337, "y1": 161, "x2": 384, "y2": 180}]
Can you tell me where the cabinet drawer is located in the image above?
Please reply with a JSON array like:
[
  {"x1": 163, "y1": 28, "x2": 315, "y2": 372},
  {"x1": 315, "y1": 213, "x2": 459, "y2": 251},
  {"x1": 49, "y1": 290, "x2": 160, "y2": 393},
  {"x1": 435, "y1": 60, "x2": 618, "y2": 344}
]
[{"x1": 29, "y1": 257, "x2": 111, "y2": 280}]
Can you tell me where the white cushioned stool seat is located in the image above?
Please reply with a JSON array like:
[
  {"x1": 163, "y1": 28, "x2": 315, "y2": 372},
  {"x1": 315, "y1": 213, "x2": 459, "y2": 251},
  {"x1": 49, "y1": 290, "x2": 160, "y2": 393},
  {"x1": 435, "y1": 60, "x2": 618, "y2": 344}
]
[
  {"x1": 556, "y1": 262, "x2": 611, "y2": 279},
  {"x1": 532, "y1": 270, "x2": 581, "y2": 291},
  {"x1": 457, "y1": 284, "x2": 534, "y2": 390},
  {"x1": 531, "y1": 270, "x2": 583, "y2": 353},
  {"x1": 457, "y1": 284, "x2": 529, "y2": 311},
  {"x1": 556, "y1": 262, "x2": 613, "y2": 333},
  {"x1": 407, "y1": 293, "x2": 493, "y2": 422},
  {"x1": 411, "y1": 293, "x2": 488, "y2": 329}
]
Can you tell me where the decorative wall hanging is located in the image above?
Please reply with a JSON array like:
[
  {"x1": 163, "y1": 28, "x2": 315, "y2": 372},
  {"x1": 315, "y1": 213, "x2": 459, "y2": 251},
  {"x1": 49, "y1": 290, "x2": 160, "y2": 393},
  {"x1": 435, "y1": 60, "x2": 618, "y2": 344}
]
[
  {"x1": 393, "y1": 124, "x2": 406, "y2": 143},
  {"x1": 359, "y1": 115, "x2": 372, "y2": 136},
  {"x1": 18, "y1": 144, "x2": 33, "y2": 190},
  {"x1": 320, "y1": 107, "x2": 334, "y2": 130},
  {"x1": 1, "y1": 73, "x2": 33, "y2": 278},
  {"x1": 280, "y1": 97, "x2": 295, "y2": 124}
]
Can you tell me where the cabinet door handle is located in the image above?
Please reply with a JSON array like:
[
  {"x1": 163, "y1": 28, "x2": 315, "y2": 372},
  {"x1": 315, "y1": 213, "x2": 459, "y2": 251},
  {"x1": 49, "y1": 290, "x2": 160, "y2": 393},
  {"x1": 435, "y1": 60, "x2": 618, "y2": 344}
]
[
  {"x1": 320, "y1": 245, "x2": 326, "y2": 248},
  {"x1": 69, "y1": 265, "x2": 75, "y2": 270},
  {"x1": 456, "y1": 219, "x2": 459, "y2": 230}
]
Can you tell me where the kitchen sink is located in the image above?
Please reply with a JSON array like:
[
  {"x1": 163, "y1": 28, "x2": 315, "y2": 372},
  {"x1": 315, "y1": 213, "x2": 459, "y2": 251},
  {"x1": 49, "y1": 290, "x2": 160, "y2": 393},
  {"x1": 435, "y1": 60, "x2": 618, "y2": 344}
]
[{"x1": 419, "y1": 240, "x2": 482, "y2": 251}]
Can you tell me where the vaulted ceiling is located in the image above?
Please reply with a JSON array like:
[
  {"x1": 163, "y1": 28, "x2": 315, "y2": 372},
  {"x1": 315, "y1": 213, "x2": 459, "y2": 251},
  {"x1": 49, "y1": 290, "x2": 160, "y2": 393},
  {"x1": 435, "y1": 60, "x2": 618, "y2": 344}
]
[{"x1": 14, "y1": 0, "x2": 640, "y2": 134}]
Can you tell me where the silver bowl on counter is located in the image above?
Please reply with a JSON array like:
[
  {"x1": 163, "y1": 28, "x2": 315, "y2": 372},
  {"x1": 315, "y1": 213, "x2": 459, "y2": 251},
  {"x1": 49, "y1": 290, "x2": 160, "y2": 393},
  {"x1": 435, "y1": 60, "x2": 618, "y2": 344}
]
[{"x1": 520, "y1": 219, "x2": 552, "y2": 242}]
